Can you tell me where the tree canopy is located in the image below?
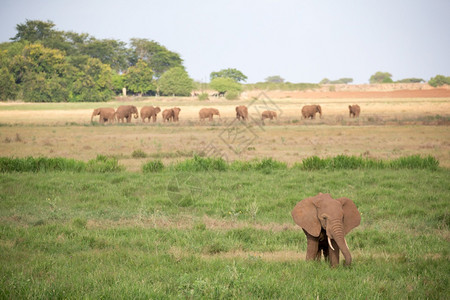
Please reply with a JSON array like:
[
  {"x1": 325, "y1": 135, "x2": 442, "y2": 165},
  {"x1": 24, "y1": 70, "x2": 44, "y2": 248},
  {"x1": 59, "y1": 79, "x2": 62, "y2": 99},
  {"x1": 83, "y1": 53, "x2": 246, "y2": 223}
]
[
  {"x1": 428, "y1": 75, "x2": 450, "y2": 87},
  {"x1": 265, "y1": 75, "x2": 284, "y2": 83},
  {"x1": 210, "y1": 68, "x2": 247, "y2": 82},
  {"x1": 209, "y1": 77, "x2": 242, "y2": 94},
  {"x1": 0, "y1": 19, "x2": 188, "y2": 101},
  {"x1": 158, "y1": 67, "x2": 194, "y2": 96},
  {"x1": 369, "y1": 72, "x2": 393, "y2": 84},
  {"x1": 319, "y1": 78, "x2": 353, "y2": 84}
]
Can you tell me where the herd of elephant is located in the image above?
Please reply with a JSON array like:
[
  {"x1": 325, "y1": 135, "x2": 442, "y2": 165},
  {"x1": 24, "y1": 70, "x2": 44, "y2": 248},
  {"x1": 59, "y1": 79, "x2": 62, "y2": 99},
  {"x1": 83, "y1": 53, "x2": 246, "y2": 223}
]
[{"x1": 91, "y1": 104, "x2": 361, "y2": 124}]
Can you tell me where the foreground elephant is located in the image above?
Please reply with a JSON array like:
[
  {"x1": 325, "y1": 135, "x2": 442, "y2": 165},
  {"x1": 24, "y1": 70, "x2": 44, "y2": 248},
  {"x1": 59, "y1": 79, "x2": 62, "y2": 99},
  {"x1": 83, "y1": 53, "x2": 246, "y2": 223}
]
[
  {"x1": 292, "y1": 193, "x2": 361, "y2": 267},
  {"x1": 236, "y1": 105, "x2": 248, "y2": 121},
  {"x1": 199, "y1": 108, "x2": 220, "y2": 121},
  {"x1": 91, "y1": 107, "x2": 116, "y2": 124},
  {"x1": 162, "y1": 107, "x2": 181, "y2": 122},
  {"x1": 141, "y1": 106, "x2": 161, "y2": 122},
  {"x1": 116, "y1": 105, "x2": 139, "y2": 123},
  {"x1": 302, "y1": 105, "x2": 322, "y2": 119},
  {"x1": 349, "y1": 104, "x2": 361, "y2": 118},
  {"x1": 261, "y1": 110, "x2": 277, "y2": 120}
]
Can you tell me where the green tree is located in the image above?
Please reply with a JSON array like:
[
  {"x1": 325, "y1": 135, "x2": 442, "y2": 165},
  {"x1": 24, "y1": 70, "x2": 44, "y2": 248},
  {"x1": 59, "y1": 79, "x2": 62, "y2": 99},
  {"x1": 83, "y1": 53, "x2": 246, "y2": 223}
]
[
  {"x1": 265, "y1": 75, "x2": 284, "y2": 83},
  {"x1": 0, "y1": 49, "x2": 19, "y2": 100},
  {"x1": 369, "y1": 71, "x2": 393, "y2": 84},
  {"x1": 210, "y1": 68, "x2": 247, "y2": 82},
  {"x1": 158, "y1": 67, "x2": 193, "y2": 96},
  {"x1": 210, "y1": 77, "x2": 242, "y2": 94},
  {"x1": 396, "y1": 78, "x2": 424, "y2": 83},
  {"x1": 80, "y1": 38, "x2": 129, "y2": 73},
  {"x1": 129, "y1": 38, "x2": 183, "y2": 78},
  {"x1": 16, "y1": 44, "x2": 72, "y2": 102},
  {"x1": 124, "y1": 60, "x2": 155, "y2": 96},
  {"x1": 428, "y1": 75, "x2": 450, "y2": 87},
  {"x1": 71, "y1": 57, "x2": 113, "y2": 102},
  {"x1": 11, "y1": 19, "x2": 56, "y2": 43}
]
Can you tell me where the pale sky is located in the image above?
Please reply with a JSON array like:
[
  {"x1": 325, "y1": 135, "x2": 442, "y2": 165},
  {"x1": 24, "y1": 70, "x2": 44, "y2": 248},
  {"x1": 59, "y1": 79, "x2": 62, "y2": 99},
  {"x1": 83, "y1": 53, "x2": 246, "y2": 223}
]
[{"x1": 1, "y1": 0, "x2": 449, "y2": 83}]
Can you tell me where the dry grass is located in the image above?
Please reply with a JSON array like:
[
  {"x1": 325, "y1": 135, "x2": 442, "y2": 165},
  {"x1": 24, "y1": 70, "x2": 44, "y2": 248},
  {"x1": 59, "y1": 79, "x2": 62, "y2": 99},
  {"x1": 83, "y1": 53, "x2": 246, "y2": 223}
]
[{"x1": 1, "y1": 97, "x2": 449, "y2": 169}]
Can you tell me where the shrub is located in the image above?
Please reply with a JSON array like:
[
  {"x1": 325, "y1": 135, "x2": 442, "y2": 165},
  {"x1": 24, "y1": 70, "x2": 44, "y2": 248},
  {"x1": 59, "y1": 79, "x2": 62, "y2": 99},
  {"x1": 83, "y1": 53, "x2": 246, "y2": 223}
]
[
  {"x1": 0, "y1": 156, "x2": 85, "y2": 172},
  {"x1": 428, "y1": 75, "x2": 450, "y2": 87},
  {"x1": 225, "y1": 90, "x2": 240, "y2": 100},
  {"x1": 198, "y1": 93, "x2": 209, "y2": 100},
  {"x1": 142, "y1": 159, "x2": 164, "y2": 173}
]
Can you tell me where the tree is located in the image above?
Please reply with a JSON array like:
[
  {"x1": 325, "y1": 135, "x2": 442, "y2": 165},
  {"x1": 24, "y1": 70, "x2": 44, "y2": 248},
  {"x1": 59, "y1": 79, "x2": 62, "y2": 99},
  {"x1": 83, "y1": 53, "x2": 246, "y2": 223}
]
[
  {"x1": 158, "y1": 67, "x2": 193, "y2": 96},
  {"x1": 210, "y1": 68, "x2": 247, "y2": 82},
  {"x1": 369, "y1": 71, "x2": 393, "y2": 84},
  {"x1": 210, "y1": 77, "x2": 242, "y2": 94},
  {"x1": 71, "y1": 57, "x2": 113, "y2": 102},
  {"x1": 129, "y1": 38, "x2": 183, "y2": 78},
  {"x1": 11, "y1": 19, "x2": 56, "y2": 43},
  {"x1": 428, "y1": 75, "x2": 450, "y2": 87},
  {"x1": 265, "y1": 75, "x2": 284, "y2": 83},
  {"x1": 80, "y1": 38, "x2": 129, "y2": 73},
  {"x1": 124, "y1": 60, "x2": 155, "y2": 96}
]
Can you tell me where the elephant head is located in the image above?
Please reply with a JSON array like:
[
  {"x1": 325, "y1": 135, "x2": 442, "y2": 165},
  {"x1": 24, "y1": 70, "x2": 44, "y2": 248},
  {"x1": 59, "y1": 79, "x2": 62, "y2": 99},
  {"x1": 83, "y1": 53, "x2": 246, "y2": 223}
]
[
  {"x1": 316, "y1": 105, "x2": 322, "y2": 118},
  {"x1": 91, "y1": 108, "x2": 101, "y2": 122},
  {"x1": 292, "y1": 193, "x2": 361, "y2": 266},
  {"x1": 131, "y1": 105, "x2": 139, "y2": 119}
]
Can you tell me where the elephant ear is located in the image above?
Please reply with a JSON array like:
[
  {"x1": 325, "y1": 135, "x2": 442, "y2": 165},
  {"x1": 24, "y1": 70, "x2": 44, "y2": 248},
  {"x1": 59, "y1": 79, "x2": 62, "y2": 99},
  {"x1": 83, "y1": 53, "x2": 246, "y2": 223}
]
[
  {"x1": 291, "y1": 196, "x2": 321, "y2": 237},
  {"x1": 337, "y1": 197, "x2": 361, "y2": 235}
]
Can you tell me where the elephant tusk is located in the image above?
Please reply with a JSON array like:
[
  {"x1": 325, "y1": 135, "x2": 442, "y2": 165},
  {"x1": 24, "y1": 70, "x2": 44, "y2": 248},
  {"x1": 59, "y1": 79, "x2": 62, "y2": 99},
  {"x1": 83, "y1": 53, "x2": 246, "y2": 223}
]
[
  {"x1": 345, "y1": 237, "x2": 349, "y2": 250},
  {"x1": 328, "y1": 237, "x2": 335, "y2": 251}
]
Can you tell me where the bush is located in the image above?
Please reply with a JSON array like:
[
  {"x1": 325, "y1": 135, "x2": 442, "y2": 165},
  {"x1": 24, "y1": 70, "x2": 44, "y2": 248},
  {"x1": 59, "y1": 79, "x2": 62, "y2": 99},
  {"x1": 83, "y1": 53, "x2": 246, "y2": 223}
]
[
  {"x1": 197, "y1": 93, "x2": 209, "y2": 100},
  {"x1": 225, "y1": 90, "x2": 240, "y2": 100},
  {"x1": 0, "y1": 156, "x2": 85, "y2": 172},
  {"x1": 428, "y1": 75, "x2": 450, "y2": 87},
  {"x1": 142, "y1": 160, "x2": 164, "y2": 173}
]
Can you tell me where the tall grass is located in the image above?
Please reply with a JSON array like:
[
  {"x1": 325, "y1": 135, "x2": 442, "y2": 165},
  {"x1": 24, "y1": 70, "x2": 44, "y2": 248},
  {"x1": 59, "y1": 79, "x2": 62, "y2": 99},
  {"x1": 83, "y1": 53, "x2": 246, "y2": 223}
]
[{"x1": 0, "y1": 155, "x2": 124, "y2": 173}]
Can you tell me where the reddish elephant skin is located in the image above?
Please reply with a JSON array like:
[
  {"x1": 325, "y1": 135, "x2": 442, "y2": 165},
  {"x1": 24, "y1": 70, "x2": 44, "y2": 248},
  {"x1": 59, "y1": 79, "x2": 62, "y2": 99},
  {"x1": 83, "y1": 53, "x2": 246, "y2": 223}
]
[
  {"x1": 301, "y1": 105, "x2": 322, "y2": 119},
  {"x1": 115, "y1": 105, "x2": 139, "y2": 123},
  {"x1": 261, "y1": 110, "x2": 277, "y2": 120},
  {"x1": 349, "y1": 104, "x2": 361, "y2": 118},
  {"x1": 141, "y1": 106, "x2": 161, "y2": 122},
  {"x1": 236, "y1": 105, "x2": 248, "y2": 121},
  {"x1": 91, "y1": 107, "x2": 116, "y2": 124},
  {"x1": 199, "y1": 108, "x2": 220, "y2": 121},
  {"x1": 292, "y1": 193, "x2": 361, "y2": 267}
]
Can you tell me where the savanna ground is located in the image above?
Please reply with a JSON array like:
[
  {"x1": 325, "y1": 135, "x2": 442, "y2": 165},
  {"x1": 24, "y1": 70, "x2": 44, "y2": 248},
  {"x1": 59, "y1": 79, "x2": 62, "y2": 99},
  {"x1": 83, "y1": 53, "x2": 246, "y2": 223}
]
[{"x1": 0, "y1": 87, "x2": 449, "y2": 298}]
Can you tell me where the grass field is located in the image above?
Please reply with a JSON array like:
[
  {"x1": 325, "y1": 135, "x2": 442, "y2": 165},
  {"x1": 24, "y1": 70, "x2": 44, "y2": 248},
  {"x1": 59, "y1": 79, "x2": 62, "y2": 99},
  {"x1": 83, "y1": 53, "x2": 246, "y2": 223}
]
[{"x1": 0, "y1": 95, "x2": 449, "y2": 298}]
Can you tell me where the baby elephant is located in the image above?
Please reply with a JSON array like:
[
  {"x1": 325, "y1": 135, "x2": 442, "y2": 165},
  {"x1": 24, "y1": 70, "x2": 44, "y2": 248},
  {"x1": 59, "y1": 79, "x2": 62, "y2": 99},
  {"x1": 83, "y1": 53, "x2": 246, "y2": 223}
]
[
  {"x1": 348, "y1": 105, "x2": 361, "y2": 118},
  {"x1": 261, "y1": 110, "x2": 277, "y2": 121}
]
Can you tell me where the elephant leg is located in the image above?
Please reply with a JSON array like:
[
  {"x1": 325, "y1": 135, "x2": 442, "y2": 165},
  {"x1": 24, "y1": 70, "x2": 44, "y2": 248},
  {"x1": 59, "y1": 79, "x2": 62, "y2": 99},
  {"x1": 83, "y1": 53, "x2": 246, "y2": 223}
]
[
  {"x1": 329, "y1": 239, "x2": 340, "y2": 267},
  {"x1": 303, "y1": 229, "x2": 319, "y2": 261}
]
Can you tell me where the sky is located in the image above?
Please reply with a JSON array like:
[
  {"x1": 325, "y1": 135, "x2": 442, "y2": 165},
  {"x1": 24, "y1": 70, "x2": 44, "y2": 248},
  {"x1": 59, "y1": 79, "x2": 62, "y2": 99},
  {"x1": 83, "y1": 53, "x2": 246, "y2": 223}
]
[{"x1": 1, "y1": 0, "x2": 449, "y2": 84}]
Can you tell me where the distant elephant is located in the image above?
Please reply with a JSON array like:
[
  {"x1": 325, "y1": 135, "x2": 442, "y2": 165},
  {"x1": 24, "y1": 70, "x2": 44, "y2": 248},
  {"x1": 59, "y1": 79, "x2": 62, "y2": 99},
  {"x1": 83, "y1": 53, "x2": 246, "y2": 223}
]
[
  {"x1": 199, "y1": 108, "x2": 220, "y2": 121},
  {"x1": 302, "y1": 105, "x2": 322, "y2": 119},
  {"x1": 236, "y1": 105, "x2": 248, "y2": 121},
  {"x1": 349, "y1": 104, "x2": 361, "y2": 118},
  {"x1": 141, "y1": 106, "x2": 161, "y2": 123},
  {"x1": 91, "y1": 107, "x2": 116, "y2": 124},
  {"x1": 115, "y1": 105, "x2": 138, "y2": 123},
  {"x1": 172, "y1": 107, "x2": 181, "y2": 122},
  {"x1": 162, "y1": 107, "x2": 181, "y2": 122},
  {"x1": 261, "y1": 110, "x2": 277, "y2": 120},
  {"x1": 292, "y1": 193, "x2": 361, "y2": 267}
]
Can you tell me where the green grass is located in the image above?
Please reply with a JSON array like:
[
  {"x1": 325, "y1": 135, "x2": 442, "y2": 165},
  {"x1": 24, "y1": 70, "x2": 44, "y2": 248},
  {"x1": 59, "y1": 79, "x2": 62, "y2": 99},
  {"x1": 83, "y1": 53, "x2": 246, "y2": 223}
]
[{"x1": 0, "y1": 165, "x2": 449, "y2": 298}]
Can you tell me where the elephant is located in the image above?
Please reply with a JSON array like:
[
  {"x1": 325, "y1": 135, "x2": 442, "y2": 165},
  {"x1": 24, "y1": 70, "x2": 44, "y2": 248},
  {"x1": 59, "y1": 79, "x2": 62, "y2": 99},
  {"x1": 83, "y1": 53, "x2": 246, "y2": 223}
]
[
  {"x1": 115, "y1": 105, "x2": 139, "y2": 123},
  {"x1": 91, "y1": 107, "x2": 116, "y2": 124},
  {"x1": 141, "y1": 106, "x2": 161, "y2": 123},
  {"x1": 236, "y1": 105, "x2": 248, "y2": 121},
  {"x1": 291, "y1": 193, "x2": 361, "y2": 267},
  {"x1": 261, "y1": 110, "x2": 277, "y2": 120},
  {"x1": 349, "y1": 104, "x2": 361, "y2": 118},
  {"x1": 199, "y1": 108, "x2": 220, "y2": 121},
  {"x1": 162, "y1": 107, "x2": 181, "y2": 122},
  {"x1": 301, "y1": 105, "x2": 322, "y2": 119}
]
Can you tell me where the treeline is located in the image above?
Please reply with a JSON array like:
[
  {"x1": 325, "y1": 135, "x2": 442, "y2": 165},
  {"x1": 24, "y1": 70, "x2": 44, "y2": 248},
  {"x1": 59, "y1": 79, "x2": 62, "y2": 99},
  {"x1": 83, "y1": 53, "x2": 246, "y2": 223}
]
[{"x1": 0, "y1": 20, "x2": 192, "y2": 102}]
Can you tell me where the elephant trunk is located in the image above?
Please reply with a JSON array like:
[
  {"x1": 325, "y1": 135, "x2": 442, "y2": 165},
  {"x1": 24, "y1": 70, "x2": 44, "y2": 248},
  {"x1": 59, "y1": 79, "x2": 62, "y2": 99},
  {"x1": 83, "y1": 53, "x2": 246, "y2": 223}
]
[{"x1": 329, "y1": 219, "x2": 352, "y2": 266}]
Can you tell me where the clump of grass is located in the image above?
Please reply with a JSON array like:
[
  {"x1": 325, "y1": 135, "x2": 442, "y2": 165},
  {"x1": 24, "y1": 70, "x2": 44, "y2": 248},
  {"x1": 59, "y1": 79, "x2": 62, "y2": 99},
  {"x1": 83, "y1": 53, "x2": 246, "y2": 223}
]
[
  {"x1": 132, "y1": 149, "x2": 147, "y2": 158},
  {"x1": 0, "y1": 156, "x2": 85, "y2": 172},
  {"x1": 86, "y1": 155, "x2": 124, "y2": 172},
  {"x1": 173, "y1": 155, "x2": 228, "y2": 171},
  {"x1": 142, "y1": 159, "x2": 164, "y2": 173},
  {"x1": 299, "y1": 154, "x2": 438, "y2": 171}
]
